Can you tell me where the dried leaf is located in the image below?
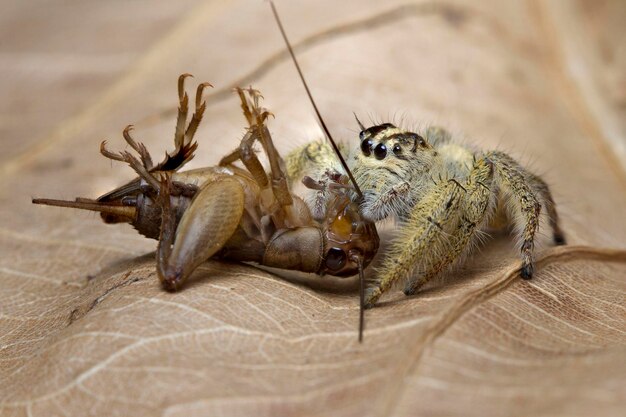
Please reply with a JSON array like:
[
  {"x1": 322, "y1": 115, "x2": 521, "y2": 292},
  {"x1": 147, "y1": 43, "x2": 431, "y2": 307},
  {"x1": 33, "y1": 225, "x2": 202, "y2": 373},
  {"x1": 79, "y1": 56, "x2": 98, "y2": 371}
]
[{"x1": 1, "y1": 1, "x2": 625, "y2": 416}]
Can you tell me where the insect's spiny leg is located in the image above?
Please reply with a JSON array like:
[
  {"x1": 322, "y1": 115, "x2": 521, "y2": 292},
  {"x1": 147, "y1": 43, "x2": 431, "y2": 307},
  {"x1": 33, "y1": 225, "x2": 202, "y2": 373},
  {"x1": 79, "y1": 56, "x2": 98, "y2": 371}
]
[
  {"x1": 100, "y1": 140, "x2": 125, "y2": 162},
  {"x1": 184, "y1": 82, "x2": 212, "y2": 145},
  {"x1": 175, "y1": 74, "x2": 192, "y2": 150},
  {"x1": 100, "y1": 139, "x2": 159, "y2": 191},
  {"x1": 122, "y1": 151, "x2": 161, "y2": 192},
  {"x1": 123, "y1": 125, "x2": 153, "y2": 170},
  {"x1": 235, "y1": 87, "x2": 293, "y2": 209},
  {"x1": 219, "y1": 128, "x2": 269, "y2": 189},
  {"x1": 235, "y1": 87, "x2": 255, "y2": 127}
]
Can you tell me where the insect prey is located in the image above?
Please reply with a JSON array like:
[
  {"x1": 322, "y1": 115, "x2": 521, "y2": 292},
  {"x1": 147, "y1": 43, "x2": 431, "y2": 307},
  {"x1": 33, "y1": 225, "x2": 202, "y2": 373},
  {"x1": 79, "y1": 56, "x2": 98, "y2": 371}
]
[{"x1": 32, "y1": 73, "x2": 379, "y2": 342}]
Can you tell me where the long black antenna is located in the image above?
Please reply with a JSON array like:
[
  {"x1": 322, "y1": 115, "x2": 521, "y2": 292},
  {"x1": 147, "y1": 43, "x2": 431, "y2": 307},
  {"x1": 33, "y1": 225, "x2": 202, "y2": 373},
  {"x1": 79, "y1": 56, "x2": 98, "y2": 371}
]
[
  {"x1": 356, "y1": 257, "x2": 365, "y2": 343},
  {"x1": 269, "y1": 1, "x2": 363, "y2": 198}
]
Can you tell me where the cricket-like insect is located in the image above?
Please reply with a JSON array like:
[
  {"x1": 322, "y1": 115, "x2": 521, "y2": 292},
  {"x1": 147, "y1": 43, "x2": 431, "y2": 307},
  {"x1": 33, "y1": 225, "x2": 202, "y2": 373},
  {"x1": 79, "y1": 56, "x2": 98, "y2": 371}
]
[{"x1": 32, "y1": 73, "x2": 379, "y2": 340}]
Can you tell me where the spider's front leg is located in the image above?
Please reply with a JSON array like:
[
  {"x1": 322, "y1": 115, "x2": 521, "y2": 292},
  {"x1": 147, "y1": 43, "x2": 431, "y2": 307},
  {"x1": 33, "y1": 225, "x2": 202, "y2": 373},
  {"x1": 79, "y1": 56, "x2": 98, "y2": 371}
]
[
  {"x1": 364, "y1": 180, "x2": 464, "y2": 307},
  {"x1": 284, "y1": 140, "x2": 348, "y2": 186},
  {"x1": 365, "y1": 159, "x2": 494, "y2": 307}
]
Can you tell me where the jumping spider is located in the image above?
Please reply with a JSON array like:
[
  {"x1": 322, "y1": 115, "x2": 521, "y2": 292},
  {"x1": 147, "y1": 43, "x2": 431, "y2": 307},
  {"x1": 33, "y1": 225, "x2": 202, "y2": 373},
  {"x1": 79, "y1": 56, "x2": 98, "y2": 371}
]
[{"x1": 288, "y1": 122, "x2": 566, "y2": 308}]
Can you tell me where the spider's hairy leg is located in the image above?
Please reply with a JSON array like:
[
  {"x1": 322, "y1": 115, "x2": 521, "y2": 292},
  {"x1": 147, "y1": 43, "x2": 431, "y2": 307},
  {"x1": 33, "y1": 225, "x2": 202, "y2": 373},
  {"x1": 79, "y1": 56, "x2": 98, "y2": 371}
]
[
  {"x1": 486, "y1": 151, "x2": 560, "y2": 279},
  {"x1": 364, "y1": 178, "x2": 467, "y2": 307},
  {"x1": 284, "y1": 140, "x2": 344, "y2": 185},
  {"x1": 527, "y1": 173, "x2": 566, "y2": 245},
  {"x1": 403, "y1": 158, "x2": 494, "y2": 296}
]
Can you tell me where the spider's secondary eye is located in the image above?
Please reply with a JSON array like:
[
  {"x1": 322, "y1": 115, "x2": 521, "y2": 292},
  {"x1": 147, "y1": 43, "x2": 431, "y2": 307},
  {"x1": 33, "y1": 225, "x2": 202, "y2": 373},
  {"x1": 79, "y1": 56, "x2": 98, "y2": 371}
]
[
  {"x1": 361, "y1": 138, "x2": 373, "y2": 156},
  {"x1": 326, "y1": 247, "x2": 347, "y2": 271},
  {"x1": 374, "y1": 143, "x2": 387, "y2": 160},
  {"x1": 411, "y1": 134, "x2": 426, "y2": 151},
  {"x1": 359, "y1": 131, "x2": 365, "y2": 141},
  {"x1": 392, "y1": 144, "x2": 402, "y2": 156}
]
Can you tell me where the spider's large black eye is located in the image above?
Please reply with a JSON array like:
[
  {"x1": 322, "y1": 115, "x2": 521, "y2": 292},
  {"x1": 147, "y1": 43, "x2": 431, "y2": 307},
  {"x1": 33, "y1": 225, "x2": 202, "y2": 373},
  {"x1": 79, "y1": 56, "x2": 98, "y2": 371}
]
[
  {"x1": 326, "y1": 247, "x2": 347, "y2": 271},
  {"x1": 392, "y1": 144, "x2": 402, "y2": 156},
  {"x1": 374, "y1": 143, "x2": 387, "y2": 160},
  {"x1": 361, "y1": 138, "x2": 373, "y2": 156}
]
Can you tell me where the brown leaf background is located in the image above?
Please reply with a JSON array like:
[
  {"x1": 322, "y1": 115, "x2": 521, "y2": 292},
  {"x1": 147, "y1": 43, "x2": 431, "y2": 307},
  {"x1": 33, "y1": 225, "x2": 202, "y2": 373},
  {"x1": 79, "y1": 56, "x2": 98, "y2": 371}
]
[{"x1": 1, "y1": 1, "x2": 625, "y2": 416}]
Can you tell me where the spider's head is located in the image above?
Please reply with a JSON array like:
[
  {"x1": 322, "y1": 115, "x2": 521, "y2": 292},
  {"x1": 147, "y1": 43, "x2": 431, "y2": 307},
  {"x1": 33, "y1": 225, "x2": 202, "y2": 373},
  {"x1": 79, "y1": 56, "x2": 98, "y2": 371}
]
[{"x1": 351, "y1": 122, "x2": 439, "y2": 220}]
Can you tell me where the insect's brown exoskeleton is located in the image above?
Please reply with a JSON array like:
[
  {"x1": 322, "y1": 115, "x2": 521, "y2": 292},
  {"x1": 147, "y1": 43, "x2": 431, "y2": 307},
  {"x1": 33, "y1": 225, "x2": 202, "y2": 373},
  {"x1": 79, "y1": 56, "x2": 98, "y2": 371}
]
[
  {"x1": 289, "y1": 122, "x2": 567, "y2": 308},
  {"x1": 33, "y1": 73, "x2": 379, "y2": 340}
]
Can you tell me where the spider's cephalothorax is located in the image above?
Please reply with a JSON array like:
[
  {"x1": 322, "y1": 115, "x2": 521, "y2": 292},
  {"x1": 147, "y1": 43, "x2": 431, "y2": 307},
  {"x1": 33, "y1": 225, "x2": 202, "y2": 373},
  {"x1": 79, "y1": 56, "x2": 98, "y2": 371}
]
[
  {"x1": 352, "y1": 123, "x2": 443, "y2": 221},
  {"x1": 287, "y1": 123, "x2": 566, "y2": 308}
]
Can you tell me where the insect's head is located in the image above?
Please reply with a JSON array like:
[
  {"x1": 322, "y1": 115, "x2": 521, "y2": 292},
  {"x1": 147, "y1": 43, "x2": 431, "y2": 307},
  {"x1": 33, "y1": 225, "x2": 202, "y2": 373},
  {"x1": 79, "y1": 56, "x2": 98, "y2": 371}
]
[
  {"x1": 270, "y1": 0, "x2": 375, "y2": 341},
  {"x1": 320, "y1": 190, "x2": 379, "y2": 278}
]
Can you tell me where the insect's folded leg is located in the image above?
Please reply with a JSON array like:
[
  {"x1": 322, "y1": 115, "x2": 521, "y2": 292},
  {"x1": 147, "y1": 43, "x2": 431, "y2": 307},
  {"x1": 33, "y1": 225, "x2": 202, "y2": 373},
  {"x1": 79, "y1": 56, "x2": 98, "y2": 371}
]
[{"x1": 157, "y1": 176, "x2": 245, "y2": 291}]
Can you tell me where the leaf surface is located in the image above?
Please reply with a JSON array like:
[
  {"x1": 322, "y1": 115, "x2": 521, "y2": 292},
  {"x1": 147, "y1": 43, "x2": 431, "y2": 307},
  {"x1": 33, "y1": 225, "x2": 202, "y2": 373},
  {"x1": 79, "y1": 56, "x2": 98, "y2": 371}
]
[{"x1": 1, "y1": 1, "x2": 625, "y2": 416}]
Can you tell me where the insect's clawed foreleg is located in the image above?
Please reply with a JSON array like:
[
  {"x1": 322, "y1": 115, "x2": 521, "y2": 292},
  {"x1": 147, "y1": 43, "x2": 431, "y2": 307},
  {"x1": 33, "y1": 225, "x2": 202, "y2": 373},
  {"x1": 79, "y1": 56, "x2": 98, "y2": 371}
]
[
  {"x1": 302, "y1": 170, "x2": 353, "y2": 220},
  {"x1": 100, "y1": 139, "x2": 161, "y2": 191},
  {"x1": 220, "y1": 88, "x2": 297, "y2": 226},
  {"x1": 155, "y1": 74, "x2": 211, "y2": 172},
  {"x1": 236, "y1": 88, "x2": 291, "y2": 208},
  {"x1": 174, "y1": 73, "x2": 191, "y2": 151},
  {"x1": 98, "y1": 74, "x2": 212, "y2": 187},
  {"x1": 183, "y1": 81, "x2": 212, "y2": 148},
  {"x1": 123, "y1": 126, "x2": 153, "y2": 170}
]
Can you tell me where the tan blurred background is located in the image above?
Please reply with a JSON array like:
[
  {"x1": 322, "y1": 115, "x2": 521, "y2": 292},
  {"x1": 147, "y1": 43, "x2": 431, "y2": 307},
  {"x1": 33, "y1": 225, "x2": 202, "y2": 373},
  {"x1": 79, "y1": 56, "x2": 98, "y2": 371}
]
[{"x1": 1, "y1": 1, "x2": 625, "y2": 416}]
